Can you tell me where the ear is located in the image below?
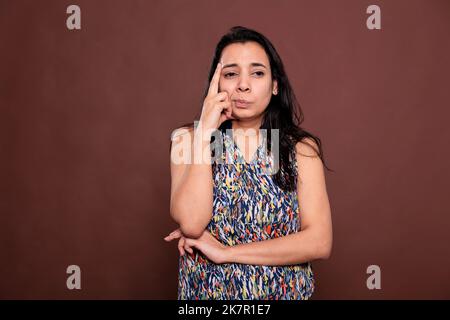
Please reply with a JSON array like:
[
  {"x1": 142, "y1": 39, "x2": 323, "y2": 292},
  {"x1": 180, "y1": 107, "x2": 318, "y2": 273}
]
[{"x1": 272, "y1": 79, "x2": 278, "y2": 95}]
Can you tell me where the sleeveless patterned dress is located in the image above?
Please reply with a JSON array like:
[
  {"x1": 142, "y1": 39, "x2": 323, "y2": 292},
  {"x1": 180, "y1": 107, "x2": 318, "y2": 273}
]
[{"x1": 177, "y1": 127, "x2": 315, "y2": 300}]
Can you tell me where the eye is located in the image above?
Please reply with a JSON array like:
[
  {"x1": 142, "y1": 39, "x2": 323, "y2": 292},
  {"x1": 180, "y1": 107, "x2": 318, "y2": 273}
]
[{"x1": 224, "y1": 71, "x2": 265, "y2": 78}]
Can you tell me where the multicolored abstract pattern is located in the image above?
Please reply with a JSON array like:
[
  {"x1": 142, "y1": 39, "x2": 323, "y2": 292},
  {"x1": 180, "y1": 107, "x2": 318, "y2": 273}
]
[{"x1": 178, "y1": 130, "x2": 315, "y2": 300}]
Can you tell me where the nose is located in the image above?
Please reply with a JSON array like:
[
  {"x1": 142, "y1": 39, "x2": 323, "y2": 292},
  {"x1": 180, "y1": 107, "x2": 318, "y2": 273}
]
[{"x1": 237, "y1": 75, "x2": 250, "y2": 93}]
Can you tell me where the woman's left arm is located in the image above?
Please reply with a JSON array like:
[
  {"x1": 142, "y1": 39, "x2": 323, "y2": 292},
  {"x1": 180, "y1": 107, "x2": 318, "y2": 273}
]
[
  {"x1": 164, "y1": 139, "x2": 333, "y2": 266},
  {"x1": 224, "y1": 138, "x2": 333, "y2": 265}
]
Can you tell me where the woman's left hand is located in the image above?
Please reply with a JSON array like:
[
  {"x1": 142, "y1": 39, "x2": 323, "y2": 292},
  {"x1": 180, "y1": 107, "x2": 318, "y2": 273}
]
[{"x1": 164, "y1": 228, "x2": 230, "y2": 264}]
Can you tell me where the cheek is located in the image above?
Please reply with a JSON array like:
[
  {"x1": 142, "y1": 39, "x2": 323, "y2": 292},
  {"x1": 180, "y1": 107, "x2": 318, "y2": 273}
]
[
  {"x1": 255, "y1": 82, "x2": 273, "y2": 100},
  {"x1": 256, "y1": 79, "x2": 271, "y2": 91},
  {"x1": 253, "y1": 83, "x2": 273, "y2": 110},
  {"x1": 219, "y1": 80, "x2": 234, "y2": 95}
]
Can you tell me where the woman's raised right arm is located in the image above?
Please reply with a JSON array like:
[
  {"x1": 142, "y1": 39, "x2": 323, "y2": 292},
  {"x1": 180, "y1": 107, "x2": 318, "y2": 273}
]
[
  {"x1": 169, "y1": 61, "x2": 235, "y2": 238},
  {"x1": 169, "y1": 127, "x2": 214, "y2": 239}
]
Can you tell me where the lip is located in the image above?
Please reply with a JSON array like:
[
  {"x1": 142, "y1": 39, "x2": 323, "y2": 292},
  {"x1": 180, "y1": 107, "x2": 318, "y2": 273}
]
[{"x1": 233, "y1": 99, "x2": 252, "y2": 108}]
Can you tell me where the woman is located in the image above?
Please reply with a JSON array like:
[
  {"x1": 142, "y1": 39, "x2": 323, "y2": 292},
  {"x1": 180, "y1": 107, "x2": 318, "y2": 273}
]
[{"x1": 164, "y1": 26, "x2": 333, "y2": 300}]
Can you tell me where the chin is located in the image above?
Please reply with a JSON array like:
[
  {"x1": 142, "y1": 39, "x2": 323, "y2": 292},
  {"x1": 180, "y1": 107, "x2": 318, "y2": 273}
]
[
  {"x1": 233, "y1": 108, "x2": 252, "y2": 115},
  {"x1": 235, "y1": 110, "x2": 260, "y2": 119}
]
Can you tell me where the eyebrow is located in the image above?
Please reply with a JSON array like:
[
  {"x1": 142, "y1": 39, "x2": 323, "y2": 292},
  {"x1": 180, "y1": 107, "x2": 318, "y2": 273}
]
[{"x1": 222, "y1": 62, "x2": 267, "y2": 69}]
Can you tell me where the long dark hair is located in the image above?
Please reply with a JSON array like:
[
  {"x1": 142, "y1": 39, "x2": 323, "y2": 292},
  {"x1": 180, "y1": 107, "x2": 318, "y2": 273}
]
[{"x1": 173, "y1": 26, "x2": 333, "y2": 192}]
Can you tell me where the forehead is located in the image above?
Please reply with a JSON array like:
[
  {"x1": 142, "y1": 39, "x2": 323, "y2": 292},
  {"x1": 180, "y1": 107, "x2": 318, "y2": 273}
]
[{"x1": 220, "y1": 42, "x2": 269, "y2": 66}]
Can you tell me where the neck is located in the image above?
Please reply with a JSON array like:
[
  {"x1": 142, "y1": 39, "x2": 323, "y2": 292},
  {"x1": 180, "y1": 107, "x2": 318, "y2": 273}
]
[{"x1": 231, "y1": 116, "x2": 263, "y2": 135}]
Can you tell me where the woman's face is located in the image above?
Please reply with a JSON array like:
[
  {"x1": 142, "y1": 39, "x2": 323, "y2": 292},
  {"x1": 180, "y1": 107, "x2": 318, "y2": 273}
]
[{"x1": 219, "y1": 41, "x2": 278, "y2": 121}]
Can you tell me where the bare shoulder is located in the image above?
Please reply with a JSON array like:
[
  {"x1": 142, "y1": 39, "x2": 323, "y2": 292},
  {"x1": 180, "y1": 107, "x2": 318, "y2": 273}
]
[
  {"x1": 294, "y1": 137, "x2": 325, "y2": 186},
  {"x1": 171, "y1": 126, "x2": 195, "y2": 143},
  {"x1": 294, "y1": 137, "x2": 321, "y2": 159},
  {"x1": 294, "y1": 137, "x2": 328, "y2": 218},
  {"x1": 170, "y1": 126, "x2": 196, "y2": 166}
]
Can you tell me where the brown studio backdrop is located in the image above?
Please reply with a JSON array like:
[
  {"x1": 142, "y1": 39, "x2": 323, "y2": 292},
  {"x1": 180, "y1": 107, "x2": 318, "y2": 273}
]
[{"x1": 1, "y1": 0, "x2": 449, "y2": 299}]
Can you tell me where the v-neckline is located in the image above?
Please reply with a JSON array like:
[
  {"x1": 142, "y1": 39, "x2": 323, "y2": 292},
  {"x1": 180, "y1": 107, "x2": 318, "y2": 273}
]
[{"x1": 227, "y1": 130, "x2": 265, "y2": 165}]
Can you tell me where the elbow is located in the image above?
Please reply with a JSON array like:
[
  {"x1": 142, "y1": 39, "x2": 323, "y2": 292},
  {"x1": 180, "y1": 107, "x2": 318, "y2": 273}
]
[
  {"x1": 316, "y1": 236, "x2": 333, "y2": 260},
  {"x1": 169, "y1": 202, "x2": 181, "y2": 224},
  {"x1": 170, "y1": 197, "x2": 211, "y2": 239},
  {"x1": 319, "y1": 244, "x2": 332, "y2": 260},
  {"x1": 171, "y1": 206, "x2": 208, "y2": 239},
  {"x1": 179, "y1": 222, "x2": 204, "y2": 239}
]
